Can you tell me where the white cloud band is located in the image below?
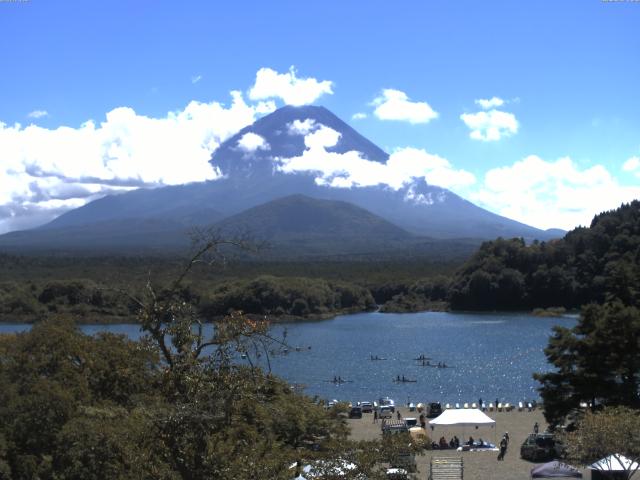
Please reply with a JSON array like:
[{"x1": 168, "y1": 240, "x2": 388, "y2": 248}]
[
  {"x1": 0, "y1": 91, "x2": 275, "y2": 234},
  {"x1": 469, "y1": 155, "x2": 640, "y2": 230},
  {"x1": 276, "y1": 123, "x2": 475, "y2": 192}
]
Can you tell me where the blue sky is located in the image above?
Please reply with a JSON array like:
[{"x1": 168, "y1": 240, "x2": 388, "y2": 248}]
[{"x1": 1, "y1": 0, "x2": 639, "y2": 233}]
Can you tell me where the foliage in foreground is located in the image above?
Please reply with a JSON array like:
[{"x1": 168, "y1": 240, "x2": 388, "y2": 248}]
[
  {"x1": 0, "y1": 237, "x2": 422, "y2": 479},
  {"x1": 561, "y1": 407, "x2": 640, "y2": 480}
]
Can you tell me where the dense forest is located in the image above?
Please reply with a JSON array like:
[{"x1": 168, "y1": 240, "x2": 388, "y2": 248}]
[
  {"x1": 0, "y1": 254, "x2": 458, "y2": 323},
  {"x1": 1, "y1": 201, "x2": 638, "y2": 323},
  {"x1": 448, "y1": 201, "x2": 640, "y2": 311}
]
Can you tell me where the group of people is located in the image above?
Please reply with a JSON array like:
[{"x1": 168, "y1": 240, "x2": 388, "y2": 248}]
[{"x1": 431, "y1": 435, "x2": 461, "y2": 450}]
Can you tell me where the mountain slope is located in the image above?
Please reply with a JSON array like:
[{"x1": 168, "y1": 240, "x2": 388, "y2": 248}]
[
  {"x1": 213, "y1": 105, "x2": 389, "y2": 178},
  {"x1": 0, "y1": 105, "x2": 563, "y2": 254},
  {"x1": 214, "y1": 194, "x2": 419, "y2": 257}
]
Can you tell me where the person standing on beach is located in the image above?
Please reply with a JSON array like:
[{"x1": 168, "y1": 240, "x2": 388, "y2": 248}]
[
  {"x1": 373, "y1": 409, "x2": 378, "y2": 423},
  {"x1": 533, "y1": 421, "x2": 539, "y2": 434},
  {"x1": 498, "y1": 435, "x2": 508, "y2": 460}
]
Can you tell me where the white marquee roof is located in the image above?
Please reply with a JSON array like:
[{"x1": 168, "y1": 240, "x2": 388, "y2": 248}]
[{"x1": 428, "y1": 408, "x2": 496, "y2": 427}]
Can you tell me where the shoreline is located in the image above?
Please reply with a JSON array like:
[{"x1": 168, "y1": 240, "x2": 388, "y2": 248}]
[
  {"x1": 0, "y1": 305, "x2": 580, "y2": 325},
  {"x1": 347, "y1": 406, "x2": 587, "y2": 480}
]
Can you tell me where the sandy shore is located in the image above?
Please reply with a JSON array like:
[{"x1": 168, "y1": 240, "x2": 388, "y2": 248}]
[{"x1": 347, "y1": 406, "x2": 588, "y2": 480}]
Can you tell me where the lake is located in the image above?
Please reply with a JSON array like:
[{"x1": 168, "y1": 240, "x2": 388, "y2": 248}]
[{"x1": 0, "y1": 311, "x2": 576, "y2": 406}]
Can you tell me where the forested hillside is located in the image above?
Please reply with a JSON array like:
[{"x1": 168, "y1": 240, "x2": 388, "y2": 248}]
[
  {"x1": 448, "y1": 201, "x2": 640, "y2": 310},
  {"x1": 0, "y1": 255, "x2": 455, "y2": 323}
]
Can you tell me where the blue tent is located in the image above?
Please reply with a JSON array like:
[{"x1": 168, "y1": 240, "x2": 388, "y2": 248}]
[{"x1": 531, "y1": 461, "x2": 583, "y2": 478}]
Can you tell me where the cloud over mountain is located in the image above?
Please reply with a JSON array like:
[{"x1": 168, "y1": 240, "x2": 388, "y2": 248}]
[
  {"x1": 248, "y1": 67, "x2": 334, "y2": 106},
  {"x1": 237, "y1": 132, "x2": 270, "y2": 153},
  {"x1": 276, "y1": 122, "x2": 475, "y2": 191},
  {"x1": 0, "y1": 90, "x2": 274, "y2": 234}
]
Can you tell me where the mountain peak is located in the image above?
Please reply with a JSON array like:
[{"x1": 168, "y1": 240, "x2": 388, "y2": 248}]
[
  {"x1": 210, "y1": 105, "x2": 389, "y2": 178},
  {"x1": 0, "y1": 105, "x2": 562, "y2": 253}
]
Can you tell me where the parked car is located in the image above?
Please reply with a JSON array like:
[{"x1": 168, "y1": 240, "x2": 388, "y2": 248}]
[
  {"x1": 349, "y1": 406, "x2": 363, "y2": 418},
  {"x1": 360, "y1": 401, "x2": 374, "y2": 413},
  {"x1": 520, "y1": 433, "x2": 564, "y2": 462},
  {"x1": 386, "y1": 467, "x2": 409, "y2": 480},
  {"x1": 426, "y1": 402, "x2": 442, "y2": 418},
  {"x1": 378, "y1": 406, "x2": 393, "y2": 419},
  {"x1": 378, "y1": 397, "x2": 396, "y2": 412}
]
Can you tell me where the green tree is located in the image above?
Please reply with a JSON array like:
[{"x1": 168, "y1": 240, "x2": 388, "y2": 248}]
[
  {"x1": 561, "y1": 407, "x2": 640, "y2": 480},
  {"x1": 535, "y1": 302, "x2": 640, "y2": 427}
]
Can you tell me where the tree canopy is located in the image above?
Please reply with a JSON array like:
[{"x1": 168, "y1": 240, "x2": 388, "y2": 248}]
[
  {"x1": 449, "y1": 201, "x2": 640, "y2": 311},
  {"x1": 561, "y1": 407, "x2": 640, "y2": 480},
  {"x1": 534, "y1": 302, "x2": 640, "y2": 428},
  {"x1": 0, "y1": 237, "x2": 420, "y2": 479}
]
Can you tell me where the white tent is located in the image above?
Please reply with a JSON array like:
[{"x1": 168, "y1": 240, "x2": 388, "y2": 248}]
[
  {"x1": 429, "y1": 408, "x2": 497, "y2": 447},
  {"x1": 589, "y1": 454, "x2": 640, "y2": 472},
  {"x1": 429, "y1": 408, "x2": 496, "y2": 427}
]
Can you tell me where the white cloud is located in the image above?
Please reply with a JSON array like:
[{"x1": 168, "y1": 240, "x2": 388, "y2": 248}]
[
  {"x1": 352, "y1": 112, "x2": 367, "y2": 120},
  {"x1": 622, "y1": 156, "x2": 640, "y2": 173},
  {"x1": 276, "y1": 124, "x2": 475, "y2": 192},
  {"x1": 460, "y1": 109, "x2": 518, "y2": 141},
  {"x1": 475, "y1": 97, "x2": 504, "y2": 109},
  {"x1": 468, "y1": 155, "x2": 640, "y2": 230},
  {"x1": 371, "y1": 89, "x2": 438, "y2": 124},
  {"x1": 236, "y1": 132, "x2": 270, "y2": 153},
  {"x1": 27, "y1": 110, "x2": 49, "y2": 119},
  {"x1": 248, "y1": 66, "x2": 333, "y2": 106},
  {"x1": 191, "y1": 75, "x2": 203, "y2": 84},
  {"x1": 0, "y1": 90, "x2": 275, "y2": 234},
  {"x1": 287, "y1": 118, "x2": 318, "y2": 136}
]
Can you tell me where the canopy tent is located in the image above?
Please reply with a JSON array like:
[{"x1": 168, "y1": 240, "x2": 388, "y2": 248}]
[
  {"x1": 589, "y1": 454, "x2": 640, "y2": 472},
  {"x1": 428, "y1": 408, "x2": 497, "y2": 448},
  {"x1": 531, "y1": 461, "x2": 583, "y2": 478},
  {"x1": 429, "y1": 408, "x2": 496, "y2": 427}
]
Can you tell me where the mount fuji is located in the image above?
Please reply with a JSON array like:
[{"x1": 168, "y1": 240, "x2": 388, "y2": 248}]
[{"x1": 0, "y1": 105, "x2": 561, "y2": 255}]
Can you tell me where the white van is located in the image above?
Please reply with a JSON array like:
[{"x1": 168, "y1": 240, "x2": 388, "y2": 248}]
[{"x1": 378, "y1": 406, "x2": 393, "y2": 419}]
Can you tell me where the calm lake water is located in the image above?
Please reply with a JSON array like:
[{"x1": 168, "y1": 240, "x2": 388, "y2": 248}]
[{"x1": 0, "y1": 311, "x2": 576, "y2": 405}]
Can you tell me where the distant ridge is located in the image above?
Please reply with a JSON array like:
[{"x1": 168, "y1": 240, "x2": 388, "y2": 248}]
[{"x1": 0, "y1": 105, "x2": 564, "y2": 255}]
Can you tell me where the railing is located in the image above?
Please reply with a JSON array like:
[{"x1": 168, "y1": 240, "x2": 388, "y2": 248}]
[{"x1": 429, "y1": 456, "x2": 463, "y2": 480}]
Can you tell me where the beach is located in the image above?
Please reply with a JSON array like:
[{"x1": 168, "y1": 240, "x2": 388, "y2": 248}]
[{"x1": 347, "y1": 407, "x2": 588, "y2": 480}]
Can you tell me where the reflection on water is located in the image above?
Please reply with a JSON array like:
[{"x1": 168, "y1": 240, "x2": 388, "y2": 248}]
[
  {"x1": 2, "y1": 311, "x2": 575, "y2": 405},
  {"x1": 263, "y1": 311, "x2": 575, "y2": 404}
]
